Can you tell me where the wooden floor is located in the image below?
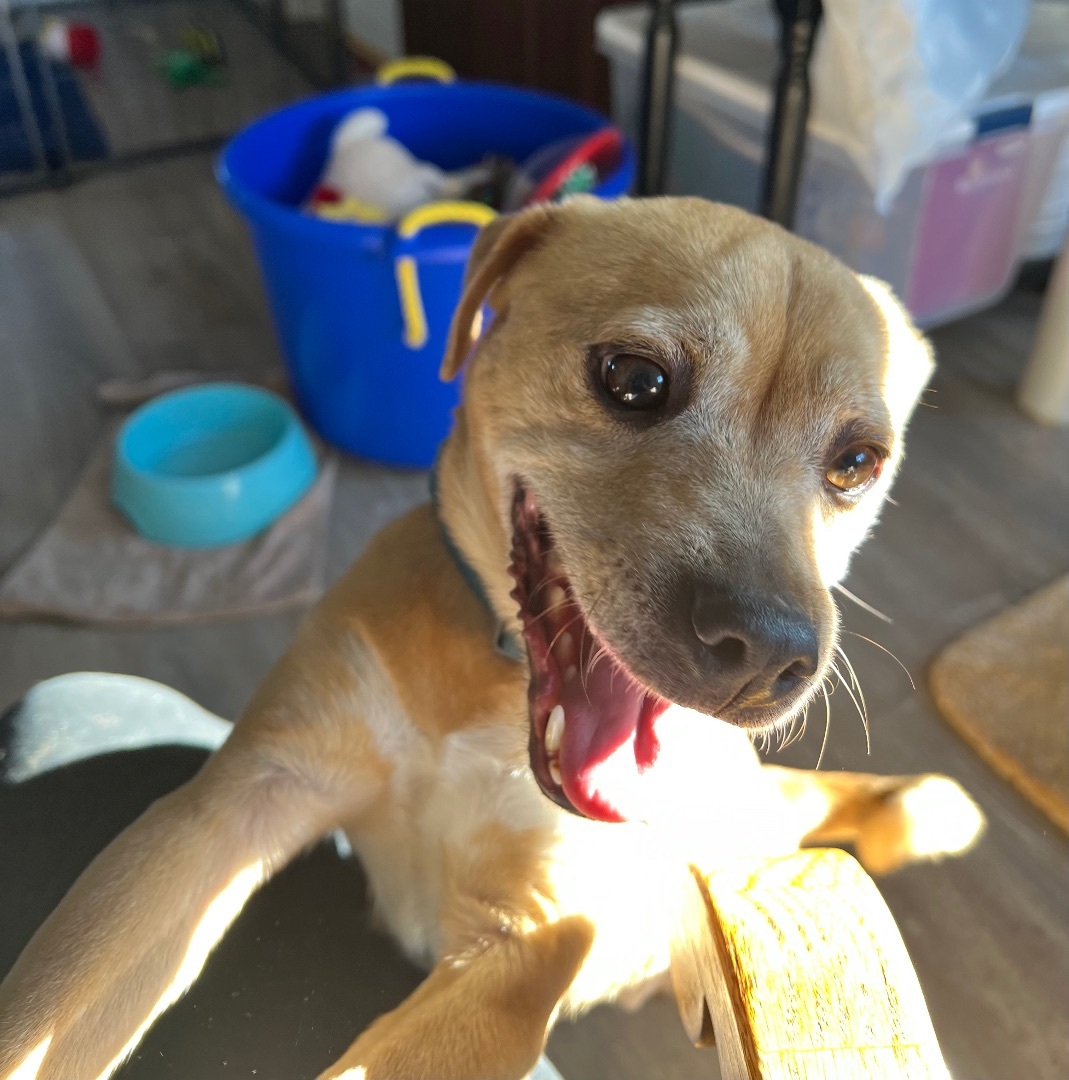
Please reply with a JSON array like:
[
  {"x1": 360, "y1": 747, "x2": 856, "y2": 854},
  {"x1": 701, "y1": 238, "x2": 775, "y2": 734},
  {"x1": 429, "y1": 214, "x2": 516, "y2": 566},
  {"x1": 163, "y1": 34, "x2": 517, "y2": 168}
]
[{"x1": 1, "y1": 155, "x2": 1067, "y2": 1080}]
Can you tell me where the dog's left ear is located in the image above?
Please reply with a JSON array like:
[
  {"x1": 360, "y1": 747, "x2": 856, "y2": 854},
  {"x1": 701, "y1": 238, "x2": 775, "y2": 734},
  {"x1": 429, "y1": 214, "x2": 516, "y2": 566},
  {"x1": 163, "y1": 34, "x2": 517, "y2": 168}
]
[
  {"x1": 859, "y1": 275, "x2": 935, "y2": 428},
  {"x1": 440, "y1": 205, "x2": 558, "y2": 382}
]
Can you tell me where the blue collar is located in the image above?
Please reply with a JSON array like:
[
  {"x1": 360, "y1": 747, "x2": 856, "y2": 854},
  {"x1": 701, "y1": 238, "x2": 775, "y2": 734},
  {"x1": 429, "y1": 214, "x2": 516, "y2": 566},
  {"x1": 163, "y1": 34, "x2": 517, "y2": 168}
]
[{"x1": 429, "y1": 462, "x2": 525, "y2": 664}]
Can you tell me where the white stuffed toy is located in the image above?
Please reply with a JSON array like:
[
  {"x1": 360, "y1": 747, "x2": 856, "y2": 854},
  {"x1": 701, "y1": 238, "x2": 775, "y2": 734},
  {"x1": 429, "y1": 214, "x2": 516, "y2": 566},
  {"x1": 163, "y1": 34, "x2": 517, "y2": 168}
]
[{"x1": 309, "y1": 108, "x2": 487, "y2": 223}]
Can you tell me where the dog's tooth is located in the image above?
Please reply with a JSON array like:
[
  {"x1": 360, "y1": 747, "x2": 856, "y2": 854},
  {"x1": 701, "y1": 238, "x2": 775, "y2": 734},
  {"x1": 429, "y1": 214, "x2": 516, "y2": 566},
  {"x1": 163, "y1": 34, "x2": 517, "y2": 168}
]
[
  {"x1": 547, "y1": 551, "x2": 564, "y2": 577},
  {"x1": 545, "y1": 704, "x2": 565, "y2": 754},
  {"x1": 545, "y1": 584, "x2": 567, "y2": 613},
  {"x1": 555, "y1": 631, "x2": 576, "y2": 664},
  {"x1": 564, "y1": 665, "x2": 578, "y2": 684},
  {"x1": 548, "y1": 759, "x2": 563, "y2": 786}
]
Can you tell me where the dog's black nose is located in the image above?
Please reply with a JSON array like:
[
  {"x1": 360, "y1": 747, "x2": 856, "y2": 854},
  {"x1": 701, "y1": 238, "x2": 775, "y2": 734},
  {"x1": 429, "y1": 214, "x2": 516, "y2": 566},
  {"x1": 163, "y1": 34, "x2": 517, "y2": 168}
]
[{"x1": 689, "y1": 585, "x2": 819, "y2": 715}]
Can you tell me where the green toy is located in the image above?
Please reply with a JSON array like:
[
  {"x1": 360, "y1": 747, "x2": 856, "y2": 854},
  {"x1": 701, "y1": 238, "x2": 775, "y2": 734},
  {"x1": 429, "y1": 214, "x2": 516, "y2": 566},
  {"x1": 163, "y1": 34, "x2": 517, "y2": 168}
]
[
  {"x1": 159, "y1": 49, "x2": 222, "y2": 87},
  {"x1": 158, "y1": 23, "x2": 226, "y2": 88}
]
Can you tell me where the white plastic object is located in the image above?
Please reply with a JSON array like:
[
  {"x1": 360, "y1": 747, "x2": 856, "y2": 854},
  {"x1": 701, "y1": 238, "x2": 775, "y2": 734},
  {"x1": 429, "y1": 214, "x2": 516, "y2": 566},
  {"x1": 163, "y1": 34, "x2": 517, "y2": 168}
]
[
  {"x1": 813, "y1": 0, "x2": 1031, "y2": 210},
  {"x1": 40, "y1": 17, "x2": 71, "y2": 63},
  {"x1": 596, "y1": 0, "x2": 1069, "y2": 328},
  {"x1": 1018, "y1": 239, "x2": 1069, "y2": 426}
]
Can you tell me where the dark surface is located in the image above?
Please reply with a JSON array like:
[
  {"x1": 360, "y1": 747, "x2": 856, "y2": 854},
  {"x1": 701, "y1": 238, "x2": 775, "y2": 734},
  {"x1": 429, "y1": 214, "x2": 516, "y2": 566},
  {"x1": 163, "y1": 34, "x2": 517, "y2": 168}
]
[
  {"x1": 401, "y1": 0, "x2": 617, "y2": 113},
  {"x1": 0, "y1": 682, "x2": 426, "y2": 1080},
  {"x1": 1, "y1": 748, "x2": 426, "y2": 1080},
  {"x1": 0, "y1": 154, "x2": 1067, "y2": 1079},
  {"x1": 0, "y1": 41, "x2": 109, "y2": 173}
]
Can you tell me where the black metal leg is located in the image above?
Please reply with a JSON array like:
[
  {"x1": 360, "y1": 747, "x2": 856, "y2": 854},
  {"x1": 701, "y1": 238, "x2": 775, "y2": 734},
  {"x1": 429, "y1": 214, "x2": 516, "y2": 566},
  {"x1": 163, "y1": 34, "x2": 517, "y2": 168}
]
[
  {"x1": 636, "y1": 0, "x2": 679, "y2": 197},
  {"x1": 326, "y1": 0, "x2": 349, "y2": 86},
  {"x1": 761, "y1": 0, "x2": 823, "y2": 228}
]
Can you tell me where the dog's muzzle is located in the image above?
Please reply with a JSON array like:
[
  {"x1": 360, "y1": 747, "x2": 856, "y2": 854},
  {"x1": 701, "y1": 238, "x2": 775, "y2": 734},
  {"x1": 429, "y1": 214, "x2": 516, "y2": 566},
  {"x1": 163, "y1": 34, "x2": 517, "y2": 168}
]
[{"x1": 682, "y1": 581, "x2": 820, "y2": 726}]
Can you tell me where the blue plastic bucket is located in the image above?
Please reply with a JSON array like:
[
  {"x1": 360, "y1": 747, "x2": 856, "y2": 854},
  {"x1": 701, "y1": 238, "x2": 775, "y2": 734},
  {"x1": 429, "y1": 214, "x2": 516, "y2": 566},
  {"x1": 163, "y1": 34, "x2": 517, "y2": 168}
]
[{"x1": 218, "y1": 81, "x2": 635, "y2": 468}]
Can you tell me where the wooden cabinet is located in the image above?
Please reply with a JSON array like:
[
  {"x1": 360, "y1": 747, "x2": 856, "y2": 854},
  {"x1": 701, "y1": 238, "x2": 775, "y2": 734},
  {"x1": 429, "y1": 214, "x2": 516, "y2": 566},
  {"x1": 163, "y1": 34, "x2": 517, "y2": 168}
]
[{"x1": 401, "y1": 0, "x2": 621, "y2": 112}]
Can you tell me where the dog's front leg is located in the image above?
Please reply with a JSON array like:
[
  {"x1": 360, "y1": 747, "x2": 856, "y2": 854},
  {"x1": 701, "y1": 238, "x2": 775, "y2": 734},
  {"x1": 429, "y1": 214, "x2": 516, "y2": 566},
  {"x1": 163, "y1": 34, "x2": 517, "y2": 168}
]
[
  {"x1": 0, "y1": 639, "x2": 383, "y2": 1080},
  {"x1": 319, "y1": 916, "x2": 595, "y2": 1080},
  {"x1": 762, "y1": 765, "x2": 985, "y2": 874}
]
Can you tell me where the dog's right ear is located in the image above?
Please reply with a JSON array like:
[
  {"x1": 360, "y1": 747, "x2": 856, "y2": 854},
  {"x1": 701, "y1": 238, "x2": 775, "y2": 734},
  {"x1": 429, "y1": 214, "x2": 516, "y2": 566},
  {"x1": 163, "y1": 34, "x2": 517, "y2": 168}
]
[{"x1": 440, "y1": 205, "x2": 557, "y2": 382}]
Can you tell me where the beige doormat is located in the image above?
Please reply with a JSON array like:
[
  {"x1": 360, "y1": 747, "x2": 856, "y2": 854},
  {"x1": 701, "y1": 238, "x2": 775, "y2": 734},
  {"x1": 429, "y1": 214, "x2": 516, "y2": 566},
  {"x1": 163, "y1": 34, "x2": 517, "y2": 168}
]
[
  {"x1": 930, "y1": 576, "x2": 1069, "y2": 833},
  {"x1": 0, "y1": 429, "x2": 336, "y2": 626}
]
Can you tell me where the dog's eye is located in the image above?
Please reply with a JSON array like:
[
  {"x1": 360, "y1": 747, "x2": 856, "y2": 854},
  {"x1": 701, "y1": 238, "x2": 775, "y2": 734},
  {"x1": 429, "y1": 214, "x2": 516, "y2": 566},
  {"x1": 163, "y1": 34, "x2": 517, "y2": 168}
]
[
  {"x1": 826, "y1": 445, "x2": 883, "y2": 494},
  {"x1": 600, "y1": 354, "x2": 669, "y2": 411}
]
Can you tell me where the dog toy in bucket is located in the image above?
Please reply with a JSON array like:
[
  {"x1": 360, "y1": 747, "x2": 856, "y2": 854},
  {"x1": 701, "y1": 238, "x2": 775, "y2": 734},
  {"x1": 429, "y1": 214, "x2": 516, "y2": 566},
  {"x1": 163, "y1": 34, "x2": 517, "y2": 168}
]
[
  {"x1": 306, "y1": 107, "x2": 511, "y2": 224},
  {"x1": 504, "y1": 128, "x2": 626, "y2": 210},
  {"x1": 218, "y1": 74, "x2": 635, "y2": 467},
  {"x1": 308, "y1": 108, "x2": 458, "y2": 223}
]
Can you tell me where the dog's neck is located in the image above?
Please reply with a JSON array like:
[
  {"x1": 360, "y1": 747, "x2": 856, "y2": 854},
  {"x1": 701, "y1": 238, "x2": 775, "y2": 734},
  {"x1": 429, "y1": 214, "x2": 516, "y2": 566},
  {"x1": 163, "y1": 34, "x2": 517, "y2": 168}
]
[{"x1": 435, "y1": 410, "x2": 523, "y2": 651}]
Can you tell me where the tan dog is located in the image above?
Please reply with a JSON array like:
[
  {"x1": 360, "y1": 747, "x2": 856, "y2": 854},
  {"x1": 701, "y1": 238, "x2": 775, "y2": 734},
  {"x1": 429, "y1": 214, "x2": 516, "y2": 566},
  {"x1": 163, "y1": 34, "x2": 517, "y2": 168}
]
[{"x1": 0, "y1": 197, "x2": 983, "y2": 1080}]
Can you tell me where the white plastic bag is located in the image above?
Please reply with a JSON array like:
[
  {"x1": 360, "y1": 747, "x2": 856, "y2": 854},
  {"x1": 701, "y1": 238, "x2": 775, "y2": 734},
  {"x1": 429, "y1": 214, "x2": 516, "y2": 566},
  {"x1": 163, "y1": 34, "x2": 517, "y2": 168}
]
[{"x1": 812, "y1": 0, "x2": 1032, "y2": 210}]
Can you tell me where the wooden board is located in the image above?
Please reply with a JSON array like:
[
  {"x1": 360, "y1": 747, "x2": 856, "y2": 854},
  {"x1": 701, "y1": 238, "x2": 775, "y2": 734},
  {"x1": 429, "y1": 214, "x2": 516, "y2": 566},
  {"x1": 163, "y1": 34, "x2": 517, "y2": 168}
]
[{"x1": 671, "y1": 851, "x2": 949, "y2": 1080}]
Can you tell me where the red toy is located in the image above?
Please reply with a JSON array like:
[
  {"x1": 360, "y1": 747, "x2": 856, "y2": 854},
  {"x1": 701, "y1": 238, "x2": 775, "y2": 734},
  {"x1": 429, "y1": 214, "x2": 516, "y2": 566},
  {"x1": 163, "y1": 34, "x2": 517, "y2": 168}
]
[
  {"x1": 504, "y1": 127, "x2": 626, "y2": 210},
  {"x1": 41, "y1": 19, "x2": 102, "y2": 71}
]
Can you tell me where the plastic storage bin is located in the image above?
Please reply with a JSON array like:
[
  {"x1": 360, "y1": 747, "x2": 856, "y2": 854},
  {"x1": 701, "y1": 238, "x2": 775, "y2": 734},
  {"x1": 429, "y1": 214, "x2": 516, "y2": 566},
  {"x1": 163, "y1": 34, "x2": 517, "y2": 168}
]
[
  {"x1": 596, "y1": 0, "x2": 1069, "y2": 327},
  {"x1": 220, "y1": 80, "x2": 634, "y2": 468}
]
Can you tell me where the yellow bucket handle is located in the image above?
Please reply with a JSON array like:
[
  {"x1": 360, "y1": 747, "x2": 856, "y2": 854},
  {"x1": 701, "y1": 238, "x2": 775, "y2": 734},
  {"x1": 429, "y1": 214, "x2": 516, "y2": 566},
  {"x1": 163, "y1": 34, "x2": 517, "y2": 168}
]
[
  {"x1": 376, "y1": 56, "x2": 456, "y2": 86},
  {"x1": 394, "y1": 202, "x2": 497, "y2": 351}
]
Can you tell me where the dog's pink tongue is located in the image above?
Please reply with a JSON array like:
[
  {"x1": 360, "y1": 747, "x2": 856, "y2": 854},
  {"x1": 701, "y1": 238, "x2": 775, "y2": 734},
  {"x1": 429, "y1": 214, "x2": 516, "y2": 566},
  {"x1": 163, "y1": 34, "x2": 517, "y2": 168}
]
[{"x1": 558, "y1": 658, "x2": 667, "y2": 822}]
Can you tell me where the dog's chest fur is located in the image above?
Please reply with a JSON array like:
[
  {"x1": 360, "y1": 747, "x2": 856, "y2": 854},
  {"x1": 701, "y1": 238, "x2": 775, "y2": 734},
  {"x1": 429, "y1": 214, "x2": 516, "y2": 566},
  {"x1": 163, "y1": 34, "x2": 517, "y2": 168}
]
[{"x1": 342, "y1": 696, "x2": 782, "y2": 1010}]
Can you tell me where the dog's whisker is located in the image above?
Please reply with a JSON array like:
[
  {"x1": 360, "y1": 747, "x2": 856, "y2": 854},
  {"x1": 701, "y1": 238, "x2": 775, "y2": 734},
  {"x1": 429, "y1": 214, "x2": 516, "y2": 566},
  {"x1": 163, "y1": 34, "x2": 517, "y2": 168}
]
[
  {"x1": 778, "y1": 711, "x2": 799, "y2": 752},
  {"x1": 815, "y1": 681, "x2": 832, "y2": 770},
  {"x1": 780, "y1": 707, "x2": 800, "y2": 750},
  {"x1": 835, "y1": 646, "x2": 868, "y2": 720},
  {"x1": 528, "y1": 575, "x2": 557, "y2": 604},
  {"x1": 579, "y1": 623, "x2": 593, "y2": 690},
  {"x1": 574, "y1": 588, "x2": 610, "y2": 700},
  {"x1": 585, "y1": 585, "x2": 610, "y2": 621},
  {"x1": 582, "y1": 645, "x2": 611, "y2": 702},
  {"x1": 846, "y1": 631, "x2": 916, "y2": 690},
  {"x1": 833, "y1": 583, "x2": 893, "y2": 624},
  {"x1": 832, "y1": 652, "x2": 870, "y2": 756},
  {"x1": 547, "y1": 614, "x2": 586, "y2": 657},
  {"x1": 529, "y1": 569, "x2": 578, "y2": 609},
  {"x1": 791, "y1": 709, "x2": 808, "y2": 749},
  {"x1": 529, "y1": 597, "x2": 574, "y2": 625}
]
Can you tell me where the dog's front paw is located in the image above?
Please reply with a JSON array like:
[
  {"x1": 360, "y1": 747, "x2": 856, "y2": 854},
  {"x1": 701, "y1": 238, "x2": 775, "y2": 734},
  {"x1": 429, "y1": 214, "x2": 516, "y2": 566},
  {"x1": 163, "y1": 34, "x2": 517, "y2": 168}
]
[{"x1": 854, "y1": 774, "x2": 985, "y2": 875}]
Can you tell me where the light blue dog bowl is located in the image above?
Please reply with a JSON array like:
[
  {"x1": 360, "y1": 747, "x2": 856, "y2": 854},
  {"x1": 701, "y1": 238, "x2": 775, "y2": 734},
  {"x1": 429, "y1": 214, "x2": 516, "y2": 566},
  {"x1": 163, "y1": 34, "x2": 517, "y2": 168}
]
[{"x1": 112, "y1": 383, "x2": 317, "y2": 548}]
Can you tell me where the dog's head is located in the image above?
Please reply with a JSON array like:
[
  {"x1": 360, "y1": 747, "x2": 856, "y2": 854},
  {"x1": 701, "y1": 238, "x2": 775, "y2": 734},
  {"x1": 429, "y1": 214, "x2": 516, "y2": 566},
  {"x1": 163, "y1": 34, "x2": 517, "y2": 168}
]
[{"x1": 440, "y1": 197, "x2": 932, "y2": 823}]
